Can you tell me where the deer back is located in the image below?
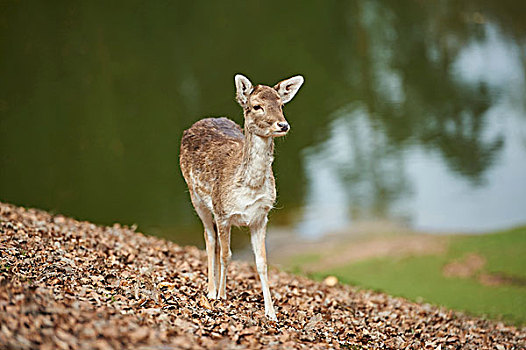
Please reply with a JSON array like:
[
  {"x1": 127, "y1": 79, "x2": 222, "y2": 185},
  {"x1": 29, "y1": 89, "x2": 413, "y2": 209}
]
[{"x1": 180, "y1": 118, "x2": 244, "y2": 208}]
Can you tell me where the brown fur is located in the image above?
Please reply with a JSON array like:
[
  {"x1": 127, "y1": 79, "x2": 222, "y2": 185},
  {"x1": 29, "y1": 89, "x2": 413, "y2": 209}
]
[{"x1": 179, "y1": 74, "x2": 303, "y2": 320}]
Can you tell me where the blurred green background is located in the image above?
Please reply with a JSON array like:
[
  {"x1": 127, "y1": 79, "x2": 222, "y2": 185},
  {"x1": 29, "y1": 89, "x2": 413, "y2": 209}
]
[{"x1": 1, "y1": 0, "x2": 525, "y2": 243}]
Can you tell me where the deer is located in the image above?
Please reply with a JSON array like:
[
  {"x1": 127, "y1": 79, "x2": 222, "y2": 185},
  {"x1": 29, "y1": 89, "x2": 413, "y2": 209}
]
[{"x1": 179, "y1": 74, "x2": 304, "y2": 320}]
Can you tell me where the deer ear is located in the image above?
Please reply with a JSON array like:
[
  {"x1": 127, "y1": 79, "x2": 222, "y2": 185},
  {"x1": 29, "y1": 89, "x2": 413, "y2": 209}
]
[
  {"x1": 274, "y1": 75, "x2": 304, "y2": 104},
  {"x1": 235, "y1": 74, "x2": 253, "y2": 108}
]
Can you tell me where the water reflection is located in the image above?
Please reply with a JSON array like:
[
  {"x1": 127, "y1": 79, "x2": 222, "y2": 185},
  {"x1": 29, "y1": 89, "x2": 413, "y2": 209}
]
[
  {"x1": 299, "y1": 104, "x2": 412, "y2": 237},
  {"x1": 1, "y1": 1, "x2": 525, "y2": 245},
  {"x1": 298, "y1": 9, "x2": 526, "y2": 236}
]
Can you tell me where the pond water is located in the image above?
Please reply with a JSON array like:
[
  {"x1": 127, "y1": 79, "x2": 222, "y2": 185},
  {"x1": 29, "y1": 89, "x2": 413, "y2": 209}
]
[{"x1": 1, "y1": 1, "x2": 525, "y2": 247}]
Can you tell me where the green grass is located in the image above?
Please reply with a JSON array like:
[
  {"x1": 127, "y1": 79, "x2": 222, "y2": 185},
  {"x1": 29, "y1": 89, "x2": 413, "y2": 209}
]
[
  {"x1": 294, "y1": 226, "x2": 526, "y2": 325},
  {"x1": 451, "y1": 226, "x2": 526, "y2": 279},
  {"x1": 287, "y1": 252, "x2": 322, "y2": 274}
]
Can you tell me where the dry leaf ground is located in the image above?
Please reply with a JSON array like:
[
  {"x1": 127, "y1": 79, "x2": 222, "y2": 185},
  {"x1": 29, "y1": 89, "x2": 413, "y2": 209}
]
[{"x1": 1, "y1": 202, "x2": 524, "y2": 349}]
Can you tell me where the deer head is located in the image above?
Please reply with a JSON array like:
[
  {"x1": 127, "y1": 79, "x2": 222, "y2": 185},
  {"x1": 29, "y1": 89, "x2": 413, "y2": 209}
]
[{"x1": 235, "y1": 74, "x2": 304, "y2": 138}]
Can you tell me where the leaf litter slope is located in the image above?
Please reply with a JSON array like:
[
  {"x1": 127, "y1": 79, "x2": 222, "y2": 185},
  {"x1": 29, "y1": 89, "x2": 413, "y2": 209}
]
[{"x1": 0, "y1": 202, "x2": 524, "y2": 349}]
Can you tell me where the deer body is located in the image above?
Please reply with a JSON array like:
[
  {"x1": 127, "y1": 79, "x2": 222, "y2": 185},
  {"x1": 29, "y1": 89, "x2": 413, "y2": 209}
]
[
  {"x1": 180, "y1": 74, "x2": 304, "y2": 320},
  {"x1": 181, "y1": 118, "x2": 275, "y2": 226}
]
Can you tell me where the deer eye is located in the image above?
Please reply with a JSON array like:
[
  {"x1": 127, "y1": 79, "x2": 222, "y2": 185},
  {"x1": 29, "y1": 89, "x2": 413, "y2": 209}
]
[{"x1": 253, "y1": 105, "x2": 263, "y2": 111}]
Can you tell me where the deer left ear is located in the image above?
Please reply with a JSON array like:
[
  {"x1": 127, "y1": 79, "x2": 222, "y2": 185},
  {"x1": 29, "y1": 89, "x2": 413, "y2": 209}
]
[{"x1": 274, "y1": 75, "x2": 304, "y2": 104}]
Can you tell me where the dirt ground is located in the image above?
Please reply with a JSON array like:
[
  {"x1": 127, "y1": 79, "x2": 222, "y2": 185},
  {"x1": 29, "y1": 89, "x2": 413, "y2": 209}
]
[
  {"x1": 261, "y1": 223, "x2": 447, "y2": 271},
  {"x1": 1, "y1": 202, "x2": 525, "y2": 349}
]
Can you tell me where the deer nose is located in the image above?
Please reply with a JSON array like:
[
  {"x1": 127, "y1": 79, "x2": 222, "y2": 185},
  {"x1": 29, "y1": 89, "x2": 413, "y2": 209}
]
[{"x1": 277, "y1": 122, "x2": 289, "y2": 132}]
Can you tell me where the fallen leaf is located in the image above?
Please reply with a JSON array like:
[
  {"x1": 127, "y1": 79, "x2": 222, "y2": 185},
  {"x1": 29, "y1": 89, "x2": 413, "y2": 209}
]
[{"x1": 199, "y1": 295, "x2": 213, "y2": 310}]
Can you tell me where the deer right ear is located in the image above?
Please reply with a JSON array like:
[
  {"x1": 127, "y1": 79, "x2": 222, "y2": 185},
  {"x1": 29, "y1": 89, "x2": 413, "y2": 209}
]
[{"x1": 235, "y1": 74, "x2": 253, "y2": 108}]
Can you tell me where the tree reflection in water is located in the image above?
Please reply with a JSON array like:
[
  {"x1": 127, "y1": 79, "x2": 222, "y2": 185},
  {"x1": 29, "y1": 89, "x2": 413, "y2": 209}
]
[{"x1": 298, "y1": 0, "x2": 526, "y2": 236}]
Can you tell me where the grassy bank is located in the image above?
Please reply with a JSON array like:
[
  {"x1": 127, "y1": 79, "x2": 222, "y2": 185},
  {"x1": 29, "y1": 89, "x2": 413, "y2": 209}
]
[{"x1": 287, "y1": 226, "x2": 526, "y2": 325}]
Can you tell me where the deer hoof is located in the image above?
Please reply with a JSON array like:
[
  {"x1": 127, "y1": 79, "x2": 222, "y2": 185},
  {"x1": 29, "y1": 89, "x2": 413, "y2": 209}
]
[{"x1": 266, "y1": 309, "x2": 277, "y2": 321}]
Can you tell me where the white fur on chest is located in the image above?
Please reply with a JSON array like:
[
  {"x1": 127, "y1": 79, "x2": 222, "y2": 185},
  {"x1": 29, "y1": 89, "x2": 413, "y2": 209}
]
[{"x1": 227, "y1": 182, "x2": 275, "y2": 227}]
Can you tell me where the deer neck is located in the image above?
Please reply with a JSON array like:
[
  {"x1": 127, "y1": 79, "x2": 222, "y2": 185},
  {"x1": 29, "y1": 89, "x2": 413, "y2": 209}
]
[{"x1": 238, "y1": 129, "x2": 274, "y2": 188}]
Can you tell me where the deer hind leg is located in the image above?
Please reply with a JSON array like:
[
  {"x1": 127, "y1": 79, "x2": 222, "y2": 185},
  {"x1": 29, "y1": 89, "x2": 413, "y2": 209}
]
[
  {"x1": 193, "y1": 203, "x2": 219, "y2": 299},
  {"x1": 216, "y1": 222, "x2": 232, "y2": 300},
  {"x1": 250, "y1": 221, "x2": 277, "y2": 321},
  {"x1": 213, "y1": 222, "x2": 220, "y2": 291}
]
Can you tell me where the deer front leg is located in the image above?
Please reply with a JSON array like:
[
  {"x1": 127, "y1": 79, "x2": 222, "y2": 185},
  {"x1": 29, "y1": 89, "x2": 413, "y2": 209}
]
[
  {"x1": 217, "y1": 222, "x2": 232, "y2": 299},
  {"x1": 250, "y1": 221, "x2": 277, "y2": 321}
]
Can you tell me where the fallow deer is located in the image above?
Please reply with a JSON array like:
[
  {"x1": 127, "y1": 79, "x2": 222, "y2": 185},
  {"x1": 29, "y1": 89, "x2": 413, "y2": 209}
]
[{"x1": 179, "y1": 74, "x2": 304, "y2": 320}]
